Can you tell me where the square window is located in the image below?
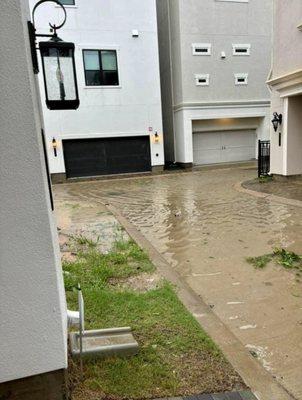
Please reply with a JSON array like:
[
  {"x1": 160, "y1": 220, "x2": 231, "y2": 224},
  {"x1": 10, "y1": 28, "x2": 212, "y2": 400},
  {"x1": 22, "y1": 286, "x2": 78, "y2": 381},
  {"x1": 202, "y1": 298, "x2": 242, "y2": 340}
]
[
  {"x1": 235, "y1": 73, "x2": 248, "y2": 85},
  {"x1": 58, "y1": 0, "x2": 75, "y2": 5},
  {"x1": 195, "y1": 74, "x2": 210, "y2": 86},
  {"x1": 232, "y1": 44, "x2": 251, "y2": 56},
  {"x1": 83, "y1": 50, "x2": 119, "y2": 86},
  {"x1": 192, "y1": 43, "x2": 211, "y2": 56},
  {"x1": 216, "y1": 0, "x2": 249, "y2": 3}
]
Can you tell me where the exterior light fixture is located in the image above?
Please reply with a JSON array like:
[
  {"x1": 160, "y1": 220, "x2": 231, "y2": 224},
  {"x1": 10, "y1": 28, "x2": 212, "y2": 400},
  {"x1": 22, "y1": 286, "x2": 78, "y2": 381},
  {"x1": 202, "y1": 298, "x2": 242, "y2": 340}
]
[
  {"x1": 271, "y1": 112, "x2": 282, "y2": 132},
  {"x1": 153, "y1": 132, "x2": 161, "y2": 144},
  {"x1": 28, "y1": 0, "x2": 79, "y2": 110},
  {"x1": 52, "y1": 137, "x2": 58, "y2": 157}
]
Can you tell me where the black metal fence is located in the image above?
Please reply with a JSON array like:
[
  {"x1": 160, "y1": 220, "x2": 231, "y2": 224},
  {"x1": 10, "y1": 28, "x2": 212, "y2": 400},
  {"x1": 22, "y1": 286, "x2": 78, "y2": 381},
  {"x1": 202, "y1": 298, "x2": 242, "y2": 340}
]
[{"x1": 258, "y1": 140, "x2": 270, "y2": 177}]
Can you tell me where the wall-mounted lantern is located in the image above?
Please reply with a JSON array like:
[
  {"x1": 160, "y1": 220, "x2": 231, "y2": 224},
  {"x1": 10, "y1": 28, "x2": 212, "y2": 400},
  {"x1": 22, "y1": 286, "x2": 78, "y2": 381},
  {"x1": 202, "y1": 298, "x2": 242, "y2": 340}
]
[
  {"x1": 52, "y1": 137, "x2": 58, "y2": 157},
  {"x1": 152, "y1": 132, "x2": 162, "y2": 144},
  {"x1": 28, "y1": 0, "x2": 79, "y2": 110},
  {"x1": 271, "y1": 112, "x2": 282, "y2": 132}
]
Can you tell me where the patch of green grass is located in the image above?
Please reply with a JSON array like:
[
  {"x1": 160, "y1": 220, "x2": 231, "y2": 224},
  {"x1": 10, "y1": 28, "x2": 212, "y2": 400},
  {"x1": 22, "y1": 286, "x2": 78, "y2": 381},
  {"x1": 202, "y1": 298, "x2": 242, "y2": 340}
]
[
  {"x1": 258, "y1": 175, "x2": 274, "y2": 184},
  {"x1": 246, "y1": 248, "x2": 302, "y2": 272},
  {"x1": 65, "y1": 203, "x2": 81, "y2": 210},
  {"x1": 71, "y1": 234, "x2": 99, "y2": 249},
  {"x1": 64, "y1": 239, "x2": 243, "y2": 399},
  {"x1": 273, "y1": 248, "x2": 302, "y2": 269},
  {"x1": 63, "y1": 239, "x2": 155, "y2": 291},
  {"x1": 246, "y1": 254, "x2": 273, "y2": 269}
]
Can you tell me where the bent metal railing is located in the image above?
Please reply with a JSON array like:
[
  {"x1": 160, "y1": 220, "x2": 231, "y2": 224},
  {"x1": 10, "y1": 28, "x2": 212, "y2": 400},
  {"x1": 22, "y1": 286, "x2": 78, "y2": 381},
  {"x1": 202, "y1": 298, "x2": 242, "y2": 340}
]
[{"x1": 258, "y1": 140, "x2": 271, "y2": 177}]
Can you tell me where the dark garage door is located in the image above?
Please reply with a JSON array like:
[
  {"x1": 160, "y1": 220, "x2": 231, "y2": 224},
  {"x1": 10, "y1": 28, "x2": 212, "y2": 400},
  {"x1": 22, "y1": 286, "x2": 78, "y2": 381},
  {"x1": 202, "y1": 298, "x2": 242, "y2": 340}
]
[{"x1": 63, "y1": 136, "x2": 151, "y2": 178}]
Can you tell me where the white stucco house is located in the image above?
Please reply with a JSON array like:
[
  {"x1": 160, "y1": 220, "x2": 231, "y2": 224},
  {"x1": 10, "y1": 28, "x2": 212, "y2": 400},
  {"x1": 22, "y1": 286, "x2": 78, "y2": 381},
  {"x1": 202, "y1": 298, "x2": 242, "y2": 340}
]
[
  {"x1": 157, "y1": 0, "x2": 273, "y2": 168},
  {"x1": 267, "y1": 0, "x2": 302, "y2": 176},
  {"x1": 29, "y1": 0, "x2": 165, "y2": 181},
  {"x1": 0, "y1": 0, "x2": 67, "y2": 398}
]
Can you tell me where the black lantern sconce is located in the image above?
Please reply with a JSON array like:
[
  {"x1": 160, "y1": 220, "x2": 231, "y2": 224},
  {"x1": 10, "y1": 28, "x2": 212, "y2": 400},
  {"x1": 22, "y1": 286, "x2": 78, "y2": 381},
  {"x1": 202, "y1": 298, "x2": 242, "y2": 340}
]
[
  {"x1": 28, "y1": 0, "x2": 79, "y2": 110},
  {"x1": 271, "y1": 112, "x2": 282, "y2": 132}
]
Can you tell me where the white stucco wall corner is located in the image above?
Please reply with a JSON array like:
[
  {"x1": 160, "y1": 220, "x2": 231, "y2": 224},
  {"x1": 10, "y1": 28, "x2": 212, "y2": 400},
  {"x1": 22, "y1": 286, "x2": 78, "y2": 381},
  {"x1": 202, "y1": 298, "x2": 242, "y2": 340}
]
[{"x1": 0, "y1": 0, "x2": 67, "y2": 383}]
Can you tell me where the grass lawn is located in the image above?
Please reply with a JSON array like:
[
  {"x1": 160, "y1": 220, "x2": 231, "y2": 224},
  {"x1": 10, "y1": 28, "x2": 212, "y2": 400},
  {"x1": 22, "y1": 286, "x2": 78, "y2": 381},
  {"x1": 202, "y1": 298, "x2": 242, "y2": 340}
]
[{"x1": 63, "y1": 238, "x2": 244, "y2": 400}]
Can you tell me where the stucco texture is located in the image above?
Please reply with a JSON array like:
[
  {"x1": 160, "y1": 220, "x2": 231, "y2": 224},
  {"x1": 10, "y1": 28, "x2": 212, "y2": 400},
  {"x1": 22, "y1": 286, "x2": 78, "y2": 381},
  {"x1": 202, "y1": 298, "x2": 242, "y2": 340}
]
[{"x1": 0, "y1": 0, "x2": 67, "y2": 383}]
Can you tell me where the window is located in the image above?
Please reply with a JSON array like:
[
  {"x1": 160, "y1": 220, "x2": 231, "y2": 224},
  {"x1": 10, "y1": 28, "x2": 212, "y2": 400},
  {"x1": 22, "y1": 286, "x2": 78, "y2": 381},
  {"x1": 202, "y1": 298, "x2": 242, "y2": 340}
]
[
  {"x1": 216, "y1": 0, "x2": 249, "y2": 3},
  {"x1": 83, "y1": 50, "x2": 119, "y2": 86},
  {"x1": 233, "y1": 44, "x2": 251, "y2": 56},
  {"x1": 195, "y1": 74, "x2": 210, "y2": 86},
  {"x1": 58, "y1": 0, "x2": 75, "y2": 5},
  {"x1": 235, "y1": 73, "x2": 248, "y2": 85},
  {"x1": 192, "y1": 43, "x2": 211, "y2": 56}
]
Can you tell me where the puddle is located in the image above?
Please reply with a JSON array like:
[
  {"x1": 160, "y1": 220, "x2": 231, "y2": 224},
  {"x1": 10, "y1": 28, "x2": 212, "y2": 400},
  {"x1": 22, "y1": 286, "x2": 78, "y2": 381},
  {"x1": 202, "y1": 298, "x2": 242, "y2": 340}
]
[{"x1": 54, "y1": 167, "x2": 302, "y2": 399}]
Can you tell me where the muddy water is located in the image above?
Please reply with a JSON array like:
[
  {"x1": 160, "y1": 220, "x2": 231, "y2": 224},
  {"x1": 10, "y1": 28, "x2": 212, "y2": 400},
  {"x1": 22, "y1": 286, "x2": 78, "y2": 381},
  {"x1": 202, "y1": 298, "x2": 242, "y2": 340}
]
[{"x1": 55, "y1": 167, "x2": 302, "y2": 399}]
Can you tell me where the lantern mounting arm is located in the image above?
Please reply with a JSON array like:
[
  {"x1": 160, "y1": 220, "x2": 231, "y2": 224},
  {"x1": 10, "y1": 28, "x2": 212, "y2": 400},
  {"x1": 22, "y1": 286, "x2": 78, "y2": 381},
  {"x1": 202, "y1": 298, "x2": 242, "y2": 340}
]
[{"x1": 28, "y1": 0, "x2": 67, "y2": 74}]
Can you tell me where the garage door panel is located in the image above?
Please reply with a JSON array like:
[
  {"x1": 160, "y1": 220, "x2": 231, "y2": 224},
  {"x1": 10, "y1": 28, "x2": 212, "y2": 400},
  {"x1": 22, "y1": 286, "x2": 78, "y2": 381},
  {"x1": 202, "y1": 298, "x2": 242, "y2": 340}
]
[
  {"x1": 222, "y1": 130, "x2": 255, "y2": 147},
  {"x1": 63, "y1": 137, "x2": 151, "y2": 178},
  {"x1": 193, "y1": 149, "x2": 222, "y2": 165},
  {"x1": 193, "y1": 130, "x2": 256, "y2": 165},
  {"x1": 193, "y1": 132, "x2": 221, "y2": 164},
  {"x1": 193, "y1": 132, "x2": 221, "y2": 150},
  {"x1": 223, "y1": 146, "x2": 255, "y2": 163}
]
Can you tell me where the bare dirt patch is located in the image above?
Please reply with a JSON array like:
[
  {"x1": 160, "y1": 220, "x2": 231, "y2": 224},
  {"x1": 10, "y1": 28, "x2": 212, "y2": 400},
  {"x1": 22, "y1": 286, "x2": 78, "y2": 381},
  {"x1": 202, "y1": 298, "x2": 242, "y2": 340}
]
[{"x1": 109, "y1": 271, "x2": 162, "y2": 293}]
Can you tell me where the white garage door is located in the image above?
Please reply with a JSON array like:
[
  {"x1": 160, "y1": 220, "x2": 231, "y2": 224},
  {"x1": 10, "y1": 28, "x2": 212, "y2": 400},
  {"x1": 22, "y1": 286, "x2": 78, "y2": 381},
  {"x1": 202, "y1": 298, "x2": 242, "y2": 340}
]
[{"x1": 193, "y1": 130, "x2": 256, "y2": 165}]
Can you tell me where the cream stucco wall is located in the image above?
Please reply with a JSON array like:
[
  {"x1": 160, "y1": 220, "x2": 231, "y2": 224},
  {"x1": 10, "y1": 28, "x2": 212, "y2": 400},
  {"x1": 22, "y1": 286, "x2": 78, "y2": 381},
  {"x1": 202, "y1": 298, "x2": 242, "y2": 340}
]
[
  {"x1": 286, "y1": 96, "x2": 302, "y2": 175},
  {"x1": 269, "y1": 0, "x2": 302, "y2": 175},
  {"x1": 271, "y1": 0, "x2": 302, "y2": 79},
  {"x1": 0, "y1": 0, "x2": 67, "y2": 383}
]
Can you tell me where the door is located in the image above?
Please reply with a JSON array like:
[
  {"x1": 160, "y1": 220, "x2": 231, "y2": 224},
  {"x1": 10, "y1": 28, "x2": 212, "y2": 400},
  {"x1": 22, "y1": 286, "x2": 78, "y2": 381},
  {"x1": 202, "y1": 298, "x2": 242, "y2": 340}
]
[
  {"x1": 193, "y1": 130, "x2": 256, "y2": 165},
  {"x1": 63, "y1": 136, "x2": 151, "y2": 178}
]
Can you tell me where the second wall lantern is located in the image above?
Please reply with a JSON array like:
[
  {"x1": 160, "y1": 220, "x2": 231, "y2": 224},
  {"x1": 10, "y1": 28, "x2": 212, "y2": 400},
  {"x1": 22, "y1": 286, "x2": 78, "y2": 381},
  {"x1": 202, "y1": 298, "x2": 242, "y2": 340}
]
[{"x1": 271, "y1": 112, "x2": 282, "y2": 132}]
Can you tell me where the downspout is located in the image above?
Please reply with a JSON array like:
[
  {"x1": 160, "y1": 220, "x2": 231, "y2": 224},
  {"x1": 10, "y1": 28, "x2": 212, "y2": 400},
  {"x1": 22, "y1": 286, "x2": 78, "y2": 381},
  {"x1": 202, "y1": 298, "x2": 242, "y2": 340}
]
[{"x1": 167, "y1": 0, "x2": 177, "y2": 162}]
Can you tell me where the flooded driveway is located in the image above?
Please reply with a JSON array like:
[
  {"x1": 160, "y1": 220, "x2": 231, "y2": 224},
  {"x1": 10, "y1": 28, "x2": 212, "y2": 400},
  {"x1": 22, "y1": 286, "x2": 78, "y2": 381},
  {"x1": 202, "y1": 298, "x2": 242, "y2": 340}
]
[{"x1": 54, "y1": 166, "x2": 302, "y2": 400}]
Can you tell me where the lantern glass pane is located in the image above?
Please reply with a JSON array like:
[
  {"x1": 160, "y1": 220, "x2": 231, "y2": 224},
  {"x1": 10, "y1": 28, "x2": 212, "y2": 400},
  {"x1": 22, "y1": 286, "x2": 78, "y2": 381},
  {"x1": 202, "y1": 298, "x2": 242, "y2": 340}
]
[{"x1": 43, "y1": 47, "x2": 76, "y2": 101}]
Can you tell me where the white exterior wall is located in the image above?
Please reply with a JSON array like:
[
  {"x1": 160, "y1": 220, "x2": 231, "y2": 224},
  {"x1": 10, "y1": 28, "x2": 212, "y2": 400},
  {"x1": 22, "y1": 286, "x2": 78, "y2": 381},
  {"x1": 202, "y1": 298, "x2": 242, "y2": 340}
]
[
  {"x1": 0, "y1": 0, "x2": 67, "y2": 383},
  {"x1": 268, "y1": 0, "x2": 302, "y2": 176},
  {"x1": 157, "y1": 0, "x2": 272, "y2": 164},
  {"x1": 29, "y1": 0, "x2": 164, "y2": 173},
  {"x1": 174, "y1": 104, "x2": 270, "y2": 164}
]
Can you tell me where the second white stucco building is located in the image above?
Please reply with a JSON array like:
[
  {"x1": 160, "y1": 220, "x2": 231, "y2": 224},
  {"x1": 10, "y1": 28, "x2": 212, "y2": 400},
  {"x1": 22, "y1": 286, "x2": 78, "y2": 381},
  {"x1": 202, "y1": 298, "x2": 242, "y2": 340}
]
[{"x1": 157, "y1": 0, "x2": 273, "y2": 168}]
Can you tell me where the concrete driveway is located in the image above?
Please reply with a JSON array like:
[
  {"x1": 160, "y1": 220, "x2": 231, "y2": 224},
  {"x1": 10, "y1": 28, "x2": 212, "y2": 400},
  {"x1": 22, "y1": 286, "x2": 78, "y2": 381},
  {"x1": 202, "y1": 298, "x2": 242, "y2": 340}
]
[{"x1": 55, "y1": 166, "x2": 302, "y2": 400}]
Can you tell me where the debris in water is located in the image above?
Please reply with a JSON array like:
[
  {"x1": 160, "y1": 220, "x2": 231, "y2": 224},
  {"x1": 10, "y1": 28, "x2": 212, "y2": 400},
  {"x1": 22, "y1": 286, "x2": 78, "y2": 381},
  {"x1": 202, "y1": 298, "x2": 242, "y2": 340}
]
[{"x1": 240, "y1": 325, "x2": 257, "y2": 330}]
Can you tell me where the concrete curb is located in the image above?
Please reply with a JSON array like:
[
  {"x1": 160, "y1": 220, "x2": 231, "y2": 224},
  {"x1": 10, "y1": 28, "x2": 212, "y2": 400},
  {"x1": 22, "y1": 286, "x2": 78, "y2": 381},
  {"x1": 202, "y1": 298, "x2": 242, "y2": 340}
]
[
  {"x1": 105, "y1": 203, "x2": 296, "y2": 400},
  {"x1": 234, "y1": 181, "x2": 302, "y2": 208}
]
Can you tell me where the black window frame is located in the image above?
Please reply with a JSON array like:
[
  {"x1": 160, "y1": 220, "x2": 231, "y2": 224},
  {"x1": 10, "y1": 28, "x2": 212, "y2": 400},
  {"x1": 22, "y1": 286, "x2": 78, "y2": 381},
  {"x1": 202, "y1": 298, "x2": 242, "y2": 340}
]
[
  {"x1": 58, "y1": 0, "x2": 75, "y2": 5},
  {"x1": 82, "y1": 49, "x2": 119, "y2": 87},
  {"x1": 235, "y1": 48, "x2": 248, "y2": 54}
]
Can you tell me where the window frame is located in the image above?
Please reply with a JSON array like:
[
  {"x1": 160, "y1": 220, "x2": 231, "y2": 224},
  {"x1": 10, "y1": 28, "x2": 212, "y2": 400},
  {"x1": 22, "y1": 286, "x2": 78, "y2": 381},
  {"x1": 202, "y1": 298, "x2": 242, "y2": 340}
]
[
  {"x1": 192, "y1": 43, "x2": 212, "y2": 56},
  {"x1": 234, "y1": 73, "x2": 248, "y2": 86},
  {"x1": 58, "y1": 0, "x2": 76, "y2": 6},
  {"x1": 216, "y1": 0, "x2": 249, "y2": 3},
  {"x1": 195, "y1": 74, "x2": 210, "y2": 86},
  {"x1": 82, "y1": 49, "x2": 120, "y2": 88},
  {"x1": 232, "y1": 44, "x2": 251, "y2": 56}
]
